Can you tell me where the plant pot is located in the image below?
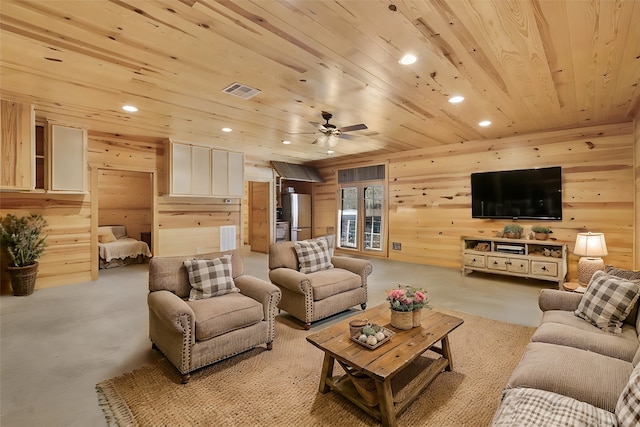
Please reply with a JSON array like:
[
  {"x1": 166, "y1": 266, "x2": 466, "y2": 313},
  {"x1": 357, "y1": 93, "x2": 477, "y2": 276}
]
[
  {"x1": 504, "y1": 232, "x2": 521, "y2": 239},
  {"x1": 534, "y1": 232, "x2": 549, "y2": 241},
  {"x1": 7, "y1": 262, "x2": 38, "y2": 296},
  {"x1": 390, "y1": 310, "x2": 414, "y2": 330}
]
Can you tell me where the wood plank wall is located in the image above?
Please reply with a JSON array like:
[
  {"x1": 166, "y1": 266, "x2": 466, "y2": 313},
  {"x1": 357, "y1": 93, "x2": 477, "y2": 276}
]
[
  {"x1": 312, "y1": 122, "x2": 637, "y2": 279},
  {"x1": 1, "y1": 130, "x2": 243, "y2": 293},
  {"x1": 0, "y1": 192, "x2": 91, "y2": 293},
  {"x1": 97, "y1": 169, "x2": 152, "y2": 243}
]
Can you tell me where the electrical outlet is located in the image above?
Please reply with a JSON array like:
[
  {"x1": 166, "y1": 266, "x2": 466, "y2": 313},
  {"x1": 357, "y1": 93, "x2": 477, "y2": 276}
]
[
  {"x1": 392, "y1": 242, "x2": 402, "y2": 250},
  {"x1": 224, "y1": 198, "x2": 232, "y2": 204}
]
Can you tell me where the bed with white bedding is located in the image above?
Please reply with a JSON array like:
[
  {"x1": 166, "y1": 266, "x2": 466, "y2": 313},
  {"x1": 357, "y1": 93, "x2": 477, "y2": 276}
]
[{"x1": 98, "y1": 225, "x2": 151, "y2": 269}]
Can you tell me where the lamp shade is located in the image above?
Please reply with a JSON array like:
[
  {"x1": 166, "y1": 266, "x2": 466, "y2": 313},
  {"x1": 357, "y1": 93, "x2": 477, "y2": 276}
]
[{"x1": 573, "y1": 232, "x2": 608, "y2": 257}]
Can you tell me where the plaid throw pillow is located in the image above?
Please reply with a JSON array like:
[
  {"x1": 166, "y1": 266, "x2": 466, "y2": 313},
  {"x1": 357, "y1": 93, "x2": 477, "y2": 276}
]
[
  {"x1": 184, "y1": 255, "x2": 239, "y2": 301},
  {"x1": 574, "y1": 270, "x2": 640, "y2": 334},
  {"x1": 616, "y1": 365, "x2": 640, "y2": 427},
  {"x1": 294, "y1": 238, "x2": 333, "y2": 274}
]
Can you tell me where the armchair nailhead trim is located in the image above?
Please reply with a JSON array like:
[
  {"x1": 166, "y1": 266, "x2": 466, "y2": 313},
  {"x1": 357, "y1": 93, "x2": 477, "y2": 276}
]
[{"x1": 177, "y1": 313, "x2": 192, "y2": 374}]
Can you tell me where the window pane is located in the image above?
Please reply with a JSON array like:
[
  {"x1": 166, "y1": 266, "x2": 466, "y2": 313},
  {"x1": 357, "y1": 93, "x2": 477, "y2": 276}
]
[
  {"x1": 363, "y1": 185, "x2": 383, "y2": 250},
  {"x1": 339, "y1": 187, "x2": 357, "y2": 248}
]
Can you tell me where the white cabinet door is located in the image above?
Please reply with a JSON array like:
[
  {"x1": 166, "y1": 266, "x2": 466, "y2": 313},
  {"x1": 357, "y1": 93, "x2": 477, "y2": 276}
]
[
  {"x1": 227, "y1": 152, "x2": 244, "y2": 196},
  {"x1": 171, "y1": 142, "x2": 191, "y2": 195},
  {"x1": 211, "y1": 150, "x2": 229, "y2": 196},
  {"x1": 191, "y1": 145, "x2": 211, "y2": 195},
  {"x1": 50, "y1": 124, "x2": 86, "y2": 192}
]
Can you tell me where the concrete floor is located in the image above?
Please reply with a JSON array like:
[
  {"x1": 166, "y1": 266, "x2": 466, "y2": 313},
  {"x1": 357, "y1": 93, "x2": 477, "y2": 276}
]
[{"x1": 0, "y1": 252, "x2": 554, "y2": 427}]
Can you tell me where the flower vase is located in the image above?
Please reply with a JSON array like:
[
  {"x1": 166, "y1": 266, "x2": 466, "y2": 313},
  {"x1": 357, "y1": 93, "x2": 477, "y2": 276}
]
[
  {"x1": 412, "y1": 309, "x2": 422, "y2": 327},
  {"x1": 390, "y1": 310, "x2": 413, "y2": 330}
]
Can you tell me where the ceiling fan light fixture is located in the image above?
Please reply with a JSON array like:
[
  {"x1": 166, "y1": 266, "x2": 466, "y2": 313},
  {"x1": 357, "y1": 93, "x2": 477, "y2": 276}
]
[
  {"x1": 316, "y1": 134, "x2": 329, "y2": 145},
  {"x1": 327, "y1": 150, "x2": 334, "y2": 155},
  {"x1": 399, "y1": 54, "x2": 417, "y2": 65},
  {"x1": 448, "y1": 95, "x2": 465, "y2": 104}
]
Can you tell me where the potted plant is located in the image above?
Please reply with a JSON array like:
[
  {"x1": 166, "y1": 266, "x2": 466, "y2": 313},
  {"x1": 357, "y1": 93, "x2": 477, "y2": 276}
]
[
  {"x1": 386, "y1": 285, "x2": 430, "y2": 330},
  {"x1": 502, "y1": 223, "x2": 523, "y2": 239},
  {"x1": 0, "y1": 213, "x2": 48, "y2": 296},
  {"x1": 531, "y1": 225, "x2": 552, "y2": 241}
]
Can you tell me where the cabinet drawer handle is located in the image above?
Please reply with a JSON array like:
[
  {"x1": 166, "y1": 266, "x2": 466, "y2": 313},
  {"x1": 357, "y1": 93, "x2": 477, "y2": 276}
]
[{"x1": 541, "y1": 266, "x2": 547, "y2": 271}]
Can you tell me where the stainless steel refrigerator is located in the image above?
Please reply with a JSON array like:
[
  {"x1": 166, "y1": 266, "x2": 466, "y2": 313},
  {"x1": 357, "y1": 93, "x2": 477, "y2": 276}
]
[{"x1": 281, "y1": 193, "x2": 311, "y2": 241}]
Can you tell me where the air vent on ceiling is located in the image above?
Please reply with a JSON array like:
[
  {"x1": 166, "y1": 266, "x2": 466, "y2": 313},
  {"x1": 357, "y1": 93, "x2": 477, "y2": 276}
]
[{"x1": 222, "y1": 82, "x2": 261, "y2": 99}]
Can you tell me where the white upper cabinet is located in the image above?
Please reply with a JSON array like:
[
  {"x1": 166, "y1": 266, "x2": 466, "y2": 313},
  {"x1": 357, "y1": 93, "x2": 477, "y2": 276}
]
[
  {"x1": 168, "y1": 140, "x2": 243, "y2": 197},
  {"x1": 227, "y1": 152, "x2": 244, "y2": 197},
  {"x1": 49, "y1": 123, "x2": 87, "y2": 192},
  {"x1": 191, "y1": 145, "x2": 212, "y2": 195}
]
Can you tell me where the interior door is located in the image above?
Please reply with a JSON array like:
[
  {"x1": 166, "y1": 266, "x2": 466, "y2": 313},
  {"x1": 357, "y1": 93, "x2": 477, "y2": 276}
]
[{"x1": 249, "y1": 181, "x2": 269, "y2": 253}]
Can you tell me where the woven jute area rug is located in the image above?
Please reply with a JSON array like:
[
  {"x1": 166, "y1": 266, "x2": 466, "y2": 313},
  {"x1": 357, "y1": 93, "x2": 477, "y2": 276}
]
[{"x1": 96, "y1": 307, "x2": 534, "y2": 426}]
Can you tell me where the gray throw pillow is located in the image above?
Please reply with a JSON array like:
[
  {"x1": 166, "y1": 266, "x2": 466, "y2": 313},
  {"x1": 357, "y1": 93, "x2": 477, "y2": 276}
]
[
  {"x1": 574, "y1": 270, "x2": 640, "y2": 334},
  {"x1": 294, "y1": 238, "x2": 333, "y2": 274},
  {"x1": 184, "y1": 255, "x2": 239, "y2": 301},
  {"x1": 616, "y1": 364, "x2": 640, "y2": 427}
]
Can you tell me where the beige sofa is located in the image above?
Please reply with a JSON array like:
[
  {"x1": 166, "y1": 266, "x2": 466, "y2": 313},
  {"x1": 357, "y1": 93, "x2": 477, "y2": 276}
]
[
  {"x1": 491, "y1": 266, "x2": 640, "y2": 426},
  {"x1": 268, "y1": 236, "x2": 372, "y2": 329},
  {"x1": 148, "y1": 250, "x2": 281, "y2": 383}
]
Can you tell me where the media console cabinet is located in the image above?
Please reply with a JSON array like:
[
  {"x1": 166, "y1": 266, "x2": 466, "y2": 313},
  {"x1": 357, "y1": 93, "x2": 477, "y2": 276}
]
[{"x1": 461, "y1": 236, "x2": 568, "y2": 285}]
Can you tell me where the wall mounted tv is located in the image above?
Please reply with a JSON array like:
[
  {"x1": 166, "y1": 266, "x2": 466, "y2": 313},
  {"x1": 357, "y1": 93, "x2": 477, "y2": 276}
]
[{"x1": 471, "y1": 166, "x2": 562, "y2": 220}]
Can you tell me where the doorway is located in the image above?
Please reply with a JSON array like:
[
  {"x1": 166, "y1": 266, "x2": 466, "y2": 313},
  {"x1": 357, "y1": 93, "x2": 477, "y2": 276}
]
[
  {"x1": 90, "y1": 165, "x2": 157, "y2": 280},
  {"x1": 248, "y1": 181, "x2": 270, "y2": 253}
]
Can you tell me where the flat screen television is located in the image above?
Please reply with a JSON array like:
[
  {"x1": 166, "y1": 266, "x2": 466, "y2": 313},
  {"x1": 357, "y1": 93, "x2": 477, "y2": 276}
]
[{"x1": 471, "y1": 166, "x2": 562, "y2": 220}]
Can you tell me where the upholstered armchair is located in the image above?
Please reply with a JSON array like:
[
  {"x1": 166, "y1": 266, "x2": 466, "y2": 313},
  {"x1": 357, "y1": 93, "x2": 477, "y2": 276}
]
[
  {"x1": 148, "y1": 250, "x2": 281, "y2": 383},
  {"x1": 268, "y1": 236, "x2": 372, "y2": 329}
]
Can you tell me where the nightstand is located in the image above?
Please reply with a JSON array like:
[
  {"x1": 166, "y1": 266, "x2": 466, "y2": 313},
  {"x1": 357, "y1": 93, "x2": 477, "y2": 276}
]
[
  {"x1": 140, "y1": 231, "x2": 151, "y2": 252},
  {"x1": 562, "y1": 281, "x2": 587, "y2": 293}
]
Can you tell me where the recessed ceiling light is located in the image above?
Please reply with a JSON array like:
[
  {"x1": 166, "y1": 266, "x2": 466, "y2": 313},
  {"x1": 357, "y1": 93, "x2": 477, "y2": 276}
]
[
  {"x1": 327, "y1": 150, "x2": 334, "y2": 155},
  {"x1": 122, "y1": 105, "x2": 138, "y2": 112},
  {"x1": 478, "y1": 120, "x2": 492, "y2": 127},
  {"x1": 222, "y1": 127, "x2": 232, "y2": 132},
  {"x1": 282, "y1": 140, "x2": 291, "y2": 145},
  {"x1": 399, "y1": 54, "x2": 417, "y2": 65},
  {"x1": 448, "y1": 95, "x2": 465, "y2": 104}
]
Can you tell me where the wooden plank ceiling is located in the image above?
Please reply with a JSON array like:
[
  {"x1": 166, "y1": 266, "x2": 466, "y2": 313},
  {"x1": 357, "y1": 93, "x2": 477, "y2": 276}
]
[{"x1": 1, "y1": 0, "x2": 639, "y2": 163}]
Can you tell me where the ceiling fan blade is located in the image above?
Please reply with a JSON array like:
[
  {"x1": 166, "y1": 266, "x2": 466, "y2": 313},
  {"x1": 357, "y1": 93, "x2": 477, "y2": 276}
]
[
  {"x1": 309, "y1": 121, "x2": 322, "y2": 128},
  {"x1": 338, "y1": 123, "x2": 367, "y2": 133},
  {"x1": 338, "y1": 133, "x2": 357, "y2": 140},
  {"x1": 284, "y1": 131, "x2": 317, "y2": 135}
]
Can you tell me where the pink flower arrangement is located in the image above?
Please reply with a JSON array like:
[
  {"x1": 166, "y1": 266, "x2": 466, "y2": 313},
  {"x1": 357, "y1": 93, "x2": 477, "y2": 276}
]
[{"x1": 387, "y1": 285, "x2": 429, "y2": 312}]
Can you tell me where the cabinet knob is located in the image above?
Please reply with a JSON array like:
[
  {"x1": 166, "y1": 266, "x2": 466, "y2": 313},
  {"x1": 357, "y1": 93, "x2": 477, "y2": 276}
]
[
  {"x1": 493, "y1": 261, "x2": 498, "y2": 265},
  {"x1": 541, "y1": 266, "x2": 547, "y2": 271}
]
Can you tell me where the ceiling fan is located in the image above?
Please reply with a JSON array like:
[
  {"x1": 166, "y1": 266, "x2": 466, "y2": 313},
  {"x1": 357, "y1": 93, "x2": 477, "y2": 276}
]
[{"x1": 307, "y1": 111, "x2": 368, "y2": 147}]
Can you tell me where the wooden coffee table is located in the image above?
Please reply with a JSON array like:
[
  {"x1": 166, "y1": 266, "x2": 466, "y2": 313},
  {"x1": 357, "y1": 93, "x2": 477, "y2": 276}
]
[{"x1": 306, "y1": 304, "x2": 463, "y2": 427}]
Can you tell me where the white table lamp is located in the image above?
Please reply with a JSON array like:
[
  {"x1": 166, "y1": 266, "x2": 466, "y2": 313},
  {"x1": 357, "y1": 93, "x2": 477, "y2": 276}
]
[{"x1": 573, "y1": 232, "x2": 608, "y2": 286}]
